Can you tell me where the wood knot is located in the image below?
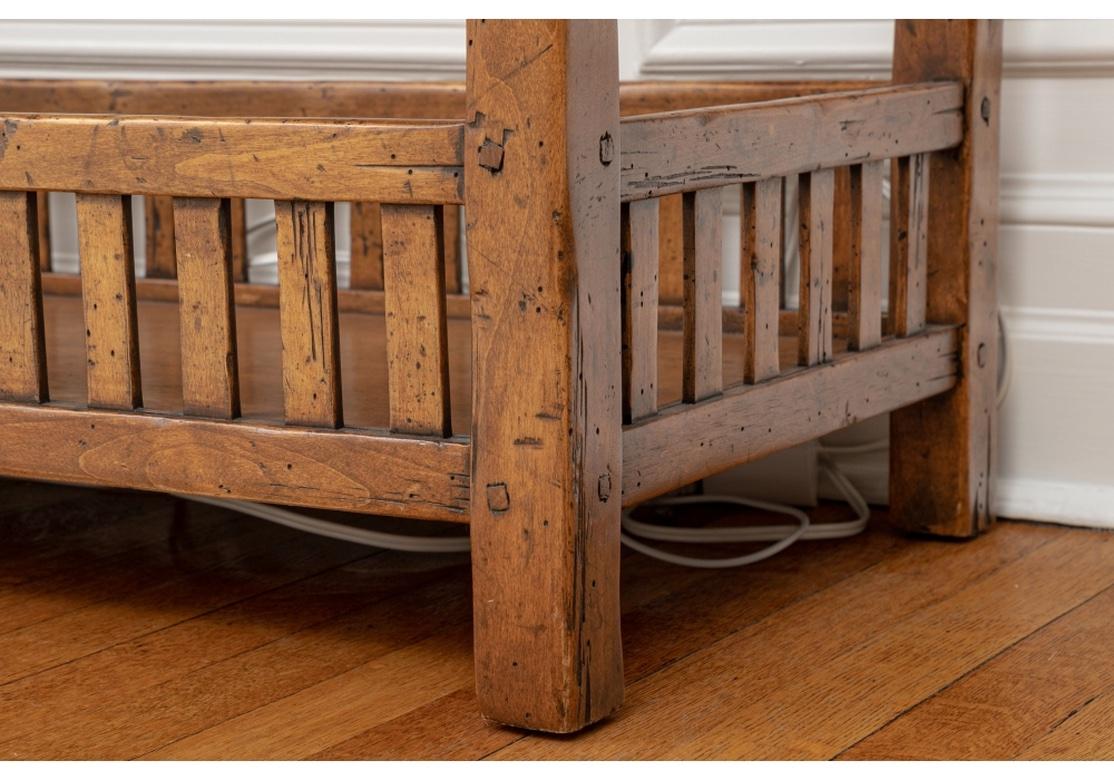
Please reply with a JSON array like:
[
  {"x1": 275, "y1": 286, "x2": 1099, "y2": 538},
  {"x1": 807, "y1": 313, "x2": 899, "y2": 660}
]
[
  {"x1": 980, "y1": 97, "x2": 991, "y2": 124},
  {"x1": 976, "y1": 342, "x2": 988, "y2": 369},
  {"x1": 486, "y1": 482, "x2": 510, "y2": 513}
]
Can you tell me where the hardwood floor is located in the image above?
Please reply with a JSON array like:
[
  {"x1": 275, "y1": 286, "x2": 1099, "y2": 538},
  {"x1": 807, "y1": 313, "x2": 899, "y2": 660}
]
[{"x1": 0, "y1": 478, "x2": 1111, "y2": 759}]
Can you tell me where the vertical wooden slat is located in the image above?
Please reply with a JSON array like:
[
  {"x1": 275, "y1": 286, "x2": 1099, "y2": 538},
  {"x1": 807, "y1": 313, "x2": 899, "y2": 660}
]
[
  {"x1": 275, "y1": 200, "x2": 342, "y2": 428},
  {"x1": 35, "y1": 192, "x2": 51, "y2": 273},
  {"x1": 890, "y1": 153, "x2": 930, "y2": 337},
  {"x1": 741, "y1": 178, "x2": 782, "y2": 383},
  {"x1": 658, "y1": 192, "x2": 685, "y2": 304},
  {"x1": 381, "y1": 203, "x2": 451, "y2": 437},
  {"x1": 831, "y1": 167, "x2": 853, "y2": 313},
  {"x1": 76, "y1": 193, "x2": 142, "y2": 410},
  {"x1": 798, "y1": 168, "x2": 835, "y2": 366},
  {"x1": 849, "y1": 160, "x2": 885, "y2": 350},
  {"x1": 441, "y1": 204, "x2": 463, "y2": 294},
  {"x1": 173, "y1": 198, "x2": 240, "y2": 419},
  {"x1": 682, "y1": 188, "x2": 723, "y2": 402},
  {"x1": 144, "y1": 195, "x2": 177, "y2": 279},
  {"x1": 890, "y1": 20, "x2": 1002, "y2": 538},
  {"x1": 229, "y1": 198, "x2": 249, "y2": 282},
  {"x1": 349, "y1": 202, "x2": 384, "y2": 290},
  {"x1": 0, "y1": 191, "x2": 48, "y2": 402},
  {"x1": 622, "y1": 198, "x2": 659, "y2": 423}
]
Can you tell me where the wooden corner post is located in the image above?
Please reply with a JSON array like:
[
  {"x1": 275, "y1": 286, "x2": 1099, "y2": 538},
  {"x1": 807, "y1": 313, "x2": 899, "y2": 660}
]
[
  {"x1": 465, "y1": 20, "x2": 624, "y2": 731},
  {"x1": 889, "y1": 20, "x2": 1003, "y2": 537}
]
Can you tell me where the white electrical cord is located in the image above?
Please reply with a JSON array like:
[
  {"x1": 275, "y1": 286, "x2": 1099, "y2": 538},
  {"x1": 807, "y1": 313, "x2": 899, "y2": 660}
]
[{"x1": 617, "y1": 458, "x2": 869, "y2": 569}]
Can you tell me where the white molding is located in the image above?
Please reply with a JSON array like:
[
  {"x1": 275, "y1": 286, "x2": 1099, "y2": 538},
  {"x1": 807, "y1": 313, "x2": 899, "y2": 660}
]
[
  {"x1": 0, "y1": 20, "x2": 466, "y2": 80},
  {"x1": 1001, "y1": 305, "x2": 1114, "y2": 346},
  {"x1": 1000, "y1": 174, "x2": 1114, "y2": 229},
  {"x1": 638, "y1": 20, "x2": 1114, "y2": 80},
  {"x1": 995, "y1": 478, "x2": 1114, "y2": 529}
]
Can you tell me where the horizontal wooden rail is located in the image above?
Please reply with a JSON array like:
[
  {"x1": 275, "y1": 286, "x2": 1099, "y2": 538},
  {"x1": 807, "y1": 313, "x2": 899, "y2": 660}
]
[
  {"x1": 620, "y1": 82, "x2": 963, "y2": 201},
  {"x1": 621, "y1": 326, "x2": 959, "y2": 506},
  {"x1": 0, "y1": 114, "x2": 463, "y2": 203},
  {"x1": 0, "y1": 77, "x2": 879, "y2": 119},
  {"x1": 0, "y1": 402, "x2": 470, "y2": 522}
]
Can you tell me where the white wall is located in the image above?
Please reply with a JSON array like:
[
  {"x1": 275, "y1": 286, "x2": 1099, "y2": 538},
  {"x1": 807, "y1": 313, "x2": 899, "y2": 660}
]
[{"x1": 3, "y1": 19, "x2": 1111, "y2": 528}]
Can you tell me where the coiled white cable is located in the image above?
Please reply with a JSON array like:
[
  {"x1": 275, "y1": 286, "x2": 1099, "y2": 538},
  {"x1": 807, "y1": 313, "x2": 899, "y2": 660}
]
[{"x1": 617, "y1": 458, "x2": 869, "y2": 569}]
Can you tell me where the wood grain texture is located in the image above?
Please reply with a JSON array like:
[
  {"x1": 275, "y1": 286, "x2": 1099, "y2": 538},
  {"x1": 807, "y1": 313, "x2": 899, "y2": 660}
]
[
  {"x1": 144, "y1": 196, "x2": 177, "y2": 279},
  {"x1": 173, "y1": 198, "x2": 240, "y2": 419},
  {"x1": 889, "y1": 21, "x2": 1002, "y2": 538},
  {"x1": 831, "y1": 167, "x2": 852, "y2": 313},
  {"x1": 349, "y1": 202, "x2": 384, "y2": 291},
  {"x1": 75, "y1": 193, "x2": 142, "y2": 410},
  {"x1": 0, "y1": 403, "x2": 469, "y2": 522},
  {"x1": 848, "y1": 160, "x2": 885, "y2": 350},
  {"x1": 797, "y1": 169, "x2": 834, "y2": 366},
  {"x1": 0, "y1": 115, "x2": 463, "y2": 204},
  {"x1": 889, "y1": 153, "x2": 930, "y2": 337},
  {"x1": 0, "y1": 191, "x2": 48, "y2": 402},
  {"x1": 35, "y1": 191, "x2": 51, "y2": 272},
  {"x1": 275, "y1": 201, "x2": 342, "y2": 429},
  {"x1": 622, "y1": 199, "x2": 659, "y2": 423},
  {"x1": 381, "y1": 204, "x2": 451, "y2": 437},
  {"x1": 620, "y1": 82, "x2": 963, "y2": 201},
  {"x1": 465, "y1": 19, "x2": 624, "y2": 733},
  {"x1": 740, "y1": 179, "x2": 782, "y2": 384},
  {"x1": 623, "y1": 326, "x2": 958, "y2": 506},
  {"x1": 682, "y1": 188, "x2": 723, "y2": 402}
]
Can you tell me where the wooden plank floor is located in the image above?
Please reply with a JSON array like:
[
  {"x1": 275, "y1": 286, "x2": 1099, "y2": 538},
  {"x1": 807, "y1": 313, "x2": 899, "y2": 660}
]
[{"x1": 0, "y1": 478, "x2": 1111, "y2": 759}]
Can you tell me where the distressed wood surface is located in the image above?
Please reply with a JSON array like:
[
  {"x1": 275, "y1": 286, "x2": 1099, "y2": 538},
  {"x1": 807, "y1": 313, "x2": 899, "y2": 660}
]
[
  {"x1": 0, "y1": 115, "x2": 464, "y2": 204},
  {"x1": 848, "y1": 160, "x2": 885, "y2": 350},
  {"x1": 682, "y1": 188, "x2": 723, "y2": 402},
  {"x1": 230, "y1": 199, "x2": 249, "y2": 282},
  {"x1": 173, "y1": 198, "x2": 240, "y2": 419},
  {"x1": 889, "y1": 21, "x2": 1002, "y2": 538},
  {"x1": 0, "y1": 191, "x2": 48, "y2": 402},
  {"x1": 381, "y1": 204, "x2": 451, "y2": 437},
  {"x1": 831, "y1": 167, "x2": 852, "y2": 313},
  {"x1": 275, "y1": 201, "x2": 343, "y2": 428},
  {"x1": 740, "y1": 178, "x2": 782, "y2": 384},
  {"x1": 656, "y1": 194, "x2": 685, "y2": 304},
  {"x1": 797, "y1": 169, "x2": 834, "y2": 366},
  {"x1": 75, "y1": 193, "x2": 142, "y2": 410},
  {"x1": 620, "y1": 82, "x2": 963, "y2": 201},
  {"x1": 465, "y1": 19, "x2": 624, "y2": 733},
  {"x1": 144, "y1": 196, "x2": 177, "y2": 279},
  {"x1": 889, "y1": 153, "x2": 930, "y2": 337},
  {"x1": 621, "y1": 199, "x2": 659, "y2": 423},
  {"x1": 441, "y1": 205, "x2": 463, "y2": 295},
  {"x1": 0, "y1": 403, "x2": 469, "y2": 522},
  {"x1": 623, "y1": 326, "x2": 959, "y2": 506}
]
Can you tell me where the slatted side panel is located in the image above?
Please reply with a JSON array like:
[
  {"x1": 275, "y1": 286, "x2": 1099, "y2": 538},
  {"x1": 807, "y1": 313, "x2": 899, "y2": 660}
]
[
  {"x1": 380, "y1": 203, "x2": 452, "y2": 437},
  {"x1": 741, "y1": 178, "x2": 782, "y2": 384},
  {"x1": 275, "y1": 200, "x2": 343, "y2": 428},
  {"x1": 144, "y1": 195, "x2": 177, "y2": 279},
  {"x1": 0, "y1": 191, "x2": 48, "y2": 402},
  {"x1": 76, "y1": 193, "x2": 142, "y2": 410},
  {"x1": 622, "y1": 199, "x2": 660, "y2": 423},
  {"x1": 682, "y1": 188, "x2": 724, "y2": 403},
  {"x1": 441, "y1": 205, "x2": 464, "y2": 295},
  {"x1": 890, "y1": 153, "x2": 930, "y2": 337},
  {"x1": 831, "y1": 167, "x2": 853, "y2": 315},
  {"x1": 849, "y1": 160, "x2": 886, "y2": 350},
  {"x1": 173, "y1": 197, "x2": 240, "y2": 419},
  {"x1": 798, "y1": 169, "x2": 835, "y2": 366}
]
